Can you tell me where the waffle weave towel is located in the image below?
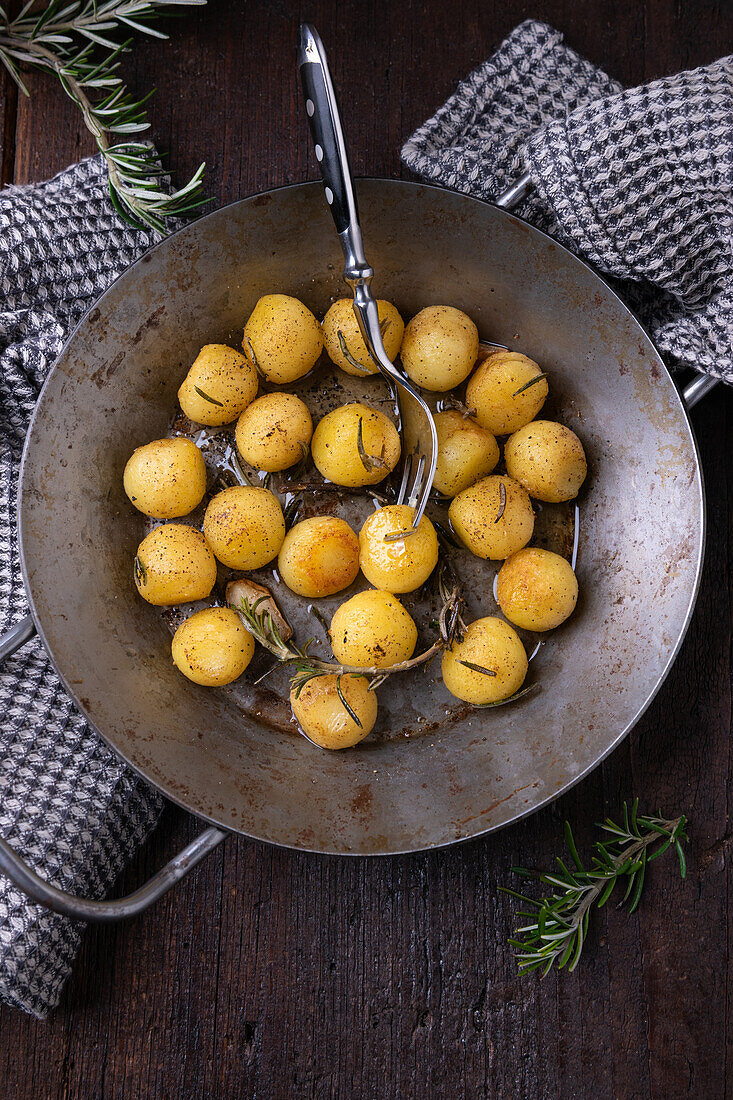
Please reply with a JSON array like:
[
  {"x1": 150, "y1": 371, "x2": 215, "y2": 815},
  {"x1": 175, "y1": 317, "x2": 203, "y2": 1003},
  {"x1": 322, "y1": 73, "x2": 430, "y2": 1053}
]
[
  {"x1": 0, "y1": 155, "x2": 164, "y2": 1019},
  {"x1": 402, "y1": 20, "x2": 733, "y2": 383}
]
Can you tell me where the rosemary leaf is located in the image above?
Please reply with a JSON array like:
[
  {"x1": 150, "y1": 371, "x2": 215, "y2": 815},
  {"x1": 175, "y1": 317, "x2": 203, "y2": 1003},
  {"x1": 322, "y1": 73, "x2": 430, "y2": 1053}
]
[
  {"x1": 337, "y1": 330, "x2": 371, "y2": 374},
  {"x1": 458, "y1": 659, "x2": 497, "y2": 677},
  {"x1": 194, "y1": 385, "x2": 223, "y2": 407},
  {"x1": 494, "y1": 481, "x2": 507, "y2": 524},
  {"x1": 356, "y1": 416, "x2": 388, "y2": 473},
  {"x1": 512, "y1": 372, "x2": 547, "y2": 397},
  {"x1": 336, "y1": 675, "x2": 362, "y2": 728}
]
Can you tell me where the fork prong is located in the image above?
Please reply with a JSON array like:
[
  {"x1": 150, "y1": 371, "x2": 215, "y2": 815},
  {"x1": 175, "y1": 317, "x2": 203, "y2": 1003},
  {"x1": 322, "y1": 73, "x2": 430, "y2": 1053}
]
[
  {"x1": 396, "y1": 452, "x2": 414, "y2": 506},
  {"x1": 406, "y1": 453, "x2": 426, "y2": 511}
]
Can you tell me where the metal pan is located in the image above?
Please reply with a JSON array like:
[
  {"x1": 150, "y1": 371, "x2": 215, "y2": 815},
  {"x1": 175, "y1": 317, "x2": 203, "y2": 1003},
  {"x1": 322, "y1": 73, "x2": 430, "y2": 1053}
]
[{"x1": 0, "y1": 178, "x2": 710, "y2": 920}]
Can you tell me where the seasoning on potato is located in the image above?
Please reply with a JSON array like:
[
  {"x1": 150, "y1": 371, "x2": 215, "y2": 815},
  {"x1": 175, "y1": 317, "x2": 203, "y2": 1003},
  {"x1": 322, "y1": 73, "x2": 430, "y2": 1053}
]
[
  {"x1": 172, "y1": 607, "x2": 255, "y2": 686},
  {"x1": 433, "y1": 409, "x2": 500, "y2": 497},
  {"x1": 449, "y1": 474, "x2": 534, "y2": 560},
  {"x1": 330, "y1": 589, "x2": 417, "y2": 668},
  {"x1": 359, "y1": 504, "x2": 439, "y2": 593},
  {"x1": 242, "y1": 293, "x2": 323, "y2": 384},
  {"x1": 400, "y1": 305, "x2": 479, "y2": 392},
  {"x1": 322, "y1": 298, "x2": 404, "y2": 376},
  {"x1": 235, "y1": 392, "x2": 313, "y2": 472},
  {"x1": 504, "y1": 420, "x2": 587, "y2": 502},
  {"x1": 123, "y1": 437, "x2": 206, "y2": 519},
  {"x1": 178, "y1": 344, "x2": 258, "y2": 426},
  {"x1": 311, "y1": 402, "x2": 400, "y2": 488},
  {"x1": 134, "y1": 524, "x2": 217, "y2": 606},
  {"x1": 278, "y1": 516, "x2": 360, "y2": 598},
  {"x1": 497, "y1": 548, "x2": 578, "y2": 631},
  {"x1": 203, "y1": 486, "x2": 286, "y2": 570},
  {"x1": 465, "y1": 350, "x2": 548, "y2": 435},
  {"x1": 441, "y1": 617, "x2": 528, "y2": 705},
  {"x1": 290, "y1": 674, "x2": 377, "y2": 750}
]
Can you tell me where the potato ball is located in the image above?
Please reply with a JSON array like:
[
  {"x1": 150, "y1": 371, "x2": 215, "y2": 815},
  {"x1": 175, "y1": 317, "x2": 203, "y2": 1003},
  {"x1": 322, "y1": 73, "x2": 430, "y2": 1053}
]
[
  {"x1": 171, "y1": 607, "x2": 255, "y2": 686},
  {"x1": 203, "y1": 486, "x2": 285, "y2": 570},
  {"x1": 400, "y1": 305, "x2": 479, "y2": 392},
  {"x1": 322, "y1": 298, "x2": 405, "y2": 376},
  {"x1": 359, "y1": 505, "x2": 439, "y2": 593},
  {"x1": 278, "y1": 516, "x2": 360, "y2": 598},
  {"x1": 235, "y1": 392, "x2": 313, "y2": 473},
  {"x1": 449, "y1": 475, "x2": 534, "y2": 560},
  {"x1": 290, "y1": 674, "x2": 377, "y2": 750},
  {"x1": 433, "y1": 410, "x2": 500, "y2": 497},
  {"x1": 504, "y1": 420, "x2": 587, "y2": 502},
  {"x1": 134, "y1": 524, "x2": 217, "y2": 606},
  {"x1": 441, "y1": 617, "x2": 528, "y2": 705},
  {"x1": 465, "y1": 350, "x2": 548, "y2": 435},
  {"x1": 311, "y1": 403, "x2": 401, "y2": 488},
  {"x1": 330, "y1": 590, "x2": 417, "y2": 669},
  {"x1": 178, "y1": 344, "x2": 258, "y2": 426},
  {"x1": 123, "y1": 437, "x2": 206, "y2": 519},
  {"x1": 242, "y1": 293, "x2": 323, "y2": 384},
  {"x1": 497, "y1": 548, "x2": 578, "y2": 631}
]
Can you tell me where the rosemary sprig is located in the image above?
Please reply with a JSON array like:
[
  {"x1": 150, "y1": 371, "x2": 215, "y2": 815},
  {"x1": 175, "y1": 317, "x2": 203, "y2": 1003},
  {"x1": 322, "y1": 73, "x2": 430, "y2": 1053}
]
[
  {"x1": 0, "y1": 0, "x2": 207, "y2": 232},
  {"x1": 502, "y1": 800, "x2": 688, "y2": 977}
]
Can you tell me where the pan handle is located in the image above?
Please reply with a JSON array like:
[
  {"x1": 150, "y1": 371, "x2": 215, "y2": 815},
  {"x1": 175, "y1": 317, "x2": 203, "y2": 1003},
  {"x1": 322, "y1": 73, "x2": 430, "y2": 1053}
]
[{"x1": 495, "y1": 173, "x2": 719, "y2": 409}]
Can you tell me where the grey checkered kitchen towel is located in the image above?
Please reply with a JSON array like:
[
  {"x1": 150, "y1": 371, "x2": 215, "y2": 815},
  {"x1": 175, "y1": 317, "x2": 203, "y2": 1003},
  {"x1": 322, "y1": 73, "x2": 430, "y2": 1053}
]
[
  {"x1": 402, "y1": 20, "x2": 733, "y2": 384},
  {"x1": 0, "y1": 154, "x2": 164, "y2": 1019}
]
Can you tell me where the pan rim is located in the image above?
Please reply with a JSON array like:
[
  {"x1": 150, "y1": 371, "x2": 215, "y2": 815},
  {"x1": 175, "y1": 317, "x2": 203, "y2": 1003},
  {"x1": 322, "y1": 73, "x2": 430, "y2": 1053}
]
[{"x1": 17, "y1": 176, "x2": 706, "y2": 855}]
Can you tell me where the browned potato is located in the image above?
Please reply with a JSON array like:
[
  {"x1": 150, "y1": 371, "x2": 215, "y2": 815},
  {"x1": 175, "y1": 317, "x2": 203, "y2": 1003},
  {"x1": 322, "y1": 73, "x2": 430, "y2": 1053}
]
[
  {"x1": 278, "y1": 516, "x2": 360, "y2": 598},
  {"x1": 171, "y1": 607, "x2": 255, "y2": 686},
  {"x1": 290, "y1": 674, "x2": 377, "y2": 749},
  {"x1": 311, "y1": 403, "x2": 400, "y2": 488},
  {"x1": 235, "y1": 392, "x2": 313, "y2": 472},
  {"x1": 358, "y1": 505, "x2": 439, "y2": 593},
  {"x1": 322, "y1": 298, "x2": 404, "y2": 376},
  {"x1": 242, "y1": 294, "x2": 323, "y2": 384},
  {"x1": 433, "y1": 409, "x2": 500, "y2": 497},
  {"x1": 504, "y1": 420, "x2": 587, "y2": 502},
  {"x1": 123, "y1": 437, "x2": 206, "y2": 518},
  {"x1": 449, "y1": 475, "x2": 534, "y2": 559},
  {"x1": 178, "y1": 344, "x2": 258, "y2": 426},
  {"x1": 496, "y1": 548, "x2": 578, "y2": 631},
  {"x1": 203, "y1": 486, "x2": 285, "y2": 570},
  {"x1": 330, "y1": 589, "x2": 417, "y2": 668},
  {"x1": 400, "y1": 305, "x2": 478, "y2": 391},
  {"x1": 465, "y1": 350, "x2": 548, "y2": 435},
  {"x1": 441, "y1": 617, "x2": 528, "y2": 704},
  {"x1": 134, "y1": 524, "x2": 217, "y2": 606}
]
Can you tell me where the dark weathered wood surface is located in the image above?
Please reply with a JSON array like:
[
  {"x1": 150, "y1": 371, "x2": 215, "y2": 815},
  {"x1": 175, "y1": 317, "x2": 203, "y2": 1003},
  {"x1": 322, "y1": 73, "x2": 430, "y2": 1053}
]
[{"x1": 0, "y1": 2, "x2": 731, "y2": 1097}]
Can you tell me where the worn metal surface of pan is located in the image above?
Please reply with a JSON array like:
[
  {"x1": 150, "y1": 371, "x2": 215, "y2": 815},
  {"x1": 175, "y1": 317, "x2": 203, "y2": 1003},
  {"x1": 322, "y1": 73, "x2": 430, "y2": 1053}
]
[{"x1": 17, "y1": 179, "x2": 704, "y2": 855}]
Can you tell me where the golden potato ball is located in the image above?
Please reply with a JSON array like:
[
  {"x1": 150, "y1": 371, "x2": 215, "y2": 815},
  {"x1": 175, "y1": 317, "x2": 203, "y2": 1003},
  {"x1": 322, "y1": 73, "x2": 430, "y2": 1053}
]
[
  {"x1": 330, "y1": 590, "x2": 417, "y2": 669},
  {"x1": 433, "y1": 410, "x2": 500, "y2": 497},
  {"x1": 171, "y1": 607, "x2": 255, "y2": 686},
  {"x1": 322, "y1": 298, "x2": 405, "y2": 376},
  {"x1": 400, "y1": 305, "x2": 479, "y2": 392},
  {"x1": 497, "y1": 548, "x2": 578, "y2": 631},
  {"x1": 311, "y1": 402, "x2": 401, "y2": 488},
  {"x1": 278, "y1": 516, "x2": 360, "y2": 598},
  {"x1": 123, "y1": 437, "x2": 206, "y2": 519},
  {"x1": 290, "y1": 674, "x2": 377, "y2": 750},
  {"x1": 235, "y1": 392, "x2": 313, "y2": 473},
  {"x1": 441, "y1": 617, "x2": 528, "y2": 705},
  {"x1": 178, "y1": 344, "x2": 258, "y2": 426},
  {"x1": 242, "y1": 294, "x2": 323, "y2": 384},
  {"x1": 359, "y1": 504, "x2": 439, "y2": 593},
  {"x1": 203, "y1": 486, "x2": 285, "y2": 570},
  {"x1": 449, "y1": 475, "x2": 534, "y2": 560},
  {"x1": 504, "y1": 420, "x2": 587, "y2": 502},
  {"x1": 134, "y1": 524, "x2": 217, "y2": 606},
  {"x1": 465, "y1": 350, "x2": 548, "y2": 435}
]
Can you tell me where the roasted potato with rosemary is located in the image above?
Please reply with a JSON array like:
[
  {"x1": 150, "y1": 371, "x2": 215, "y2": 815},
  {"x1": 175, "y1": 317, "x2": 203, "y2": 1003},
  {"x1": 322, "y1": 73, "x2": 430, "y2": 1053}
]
[
  {"x1": 134, "y1": 524, "x2": 217, "y2": 606},
  {"x1": 505, "y1": 420, "x2": 587, "y2": 502},
  {"x1": 433, "y1": 409, "x2": 500, "y2": 497},
  {"x1": 311, "y1": 402, "x2": 401, "y2": 488},
  {"x1": 123, "y1": 437, "x2": 206, "y2": 519},
  {"x1": 465, "y1": 350, "x2": 548, "y2": 435},
  {"x1": 242, "y1": 293, "x2": 323, "y2": 384},
  {"x1": 172, "y1": 607, "x2": 255, "y2": 686},
  {"x1": 497, "y1": 548, "x2": 578, "y2": 631},
  {"x1": 278, "y1": 516, "x2": 360, "y2": 598},
  {"x1": 203, "y1": 485, "x2": 285, "y2": 570},
  {"x1": 441, "y1": 617, "x2": 528, "y2": 705},
  {"x1": 449, "y1": 474, "x2": 534, "y2": 560},
  {"x1": 330, "y1": 589, "x2": 417, "y2": 669},
  {"x1": 359, "y1": 504, "x2": 439, "y2": 593},
  {"x1": 322, "y1": 298, "x2": 405, "y2": 376},
  {"x1": 400, "y1": 305, "x2": 479, "y2": 392},
  {"x1": 235, "y1": 392, "x2": 313, "y2": 473},
  {"x1": 290, "y1": 674, "x2": 377, "y2": 750},
  {"x1": 178, "y1": 344, "x2": 258, "y2": 426}
]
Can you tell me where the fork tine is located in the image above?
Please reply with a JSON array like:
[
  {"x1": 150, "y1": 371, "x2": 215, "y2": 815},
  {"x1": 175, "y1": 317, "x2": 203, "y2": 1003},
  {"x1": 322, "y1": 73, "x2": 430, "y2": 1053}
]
[
  {"x1": 406, "y1": 453, "x2": 426, "y2": 510},
  {"x1": 396, "y1": 452, "x2": 414, "y2": 506}
]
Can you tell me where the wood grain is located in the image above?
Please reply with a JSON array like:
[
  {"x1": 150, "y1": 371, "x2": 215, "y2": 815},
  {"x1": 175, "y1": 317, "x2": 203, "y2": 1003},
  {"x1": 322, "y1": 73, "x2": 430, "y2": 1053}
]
[{"x1": 0, "y1": 2, "x2": 731, "y2": 1097}]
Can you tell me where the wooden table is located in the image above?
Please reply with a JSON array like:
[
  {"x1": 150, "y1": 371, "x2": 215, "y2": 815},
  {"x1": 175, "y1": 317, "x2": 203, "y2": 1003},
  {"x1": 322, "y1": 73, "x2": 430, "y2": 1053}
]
[{"x1": 0, "y1": 2, "x2": 731, "y2": 1096}]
